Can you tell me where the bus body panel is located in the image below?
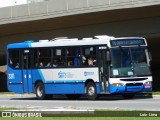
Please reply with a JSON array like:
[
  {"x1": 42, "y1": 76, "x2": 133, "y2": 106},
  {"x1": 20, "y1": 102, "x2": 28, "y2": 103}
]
[
  {"x1": 32, "y1": 68, "x2": 100, "y2": 94},
  {"x1": 6, "y1": 36, "x2": 152, "y2": 99},
  {"x1": 32, "y1": 68, "x2": 99, "y2": 83},
  {"x1": 7, "y1": 67, "x2": 22, "y2": 83},
  {"x1": 109, "y1": 77, "x2": 152, "y2": 94},
  {"x1": 7, "y1": 67, "x2": 24, "y2": 94},
  {"x1": 23, "y1": 69, "x2": 33, "y2": 93},
  {"x1": 109, "y1": 83, "x2": 152, "y2": 94},
  {"x1": 7, "y1": 42, "x2": 31, "y2": 49},
  {"x1": 45, "y1": 83, "x2": 85, "y2": 94},
  {"x1": 7, "y1": 67, "x2": 34, "y2": 94},
  {"x1": 45, "y1": 82, "x2": 101, "y2": 94},
  {"x1": 8, "y1": 84, "x2": 23, "y2": 94}
]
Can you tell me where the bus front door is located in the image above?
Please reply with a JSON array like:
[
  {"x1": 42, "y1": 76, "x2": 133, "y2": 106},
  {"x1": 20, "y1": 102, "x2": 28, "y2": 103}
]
[
  {"x1": 98, "y1": 49, "x2": 109, "y2": 92},
  {"x1": 22, "y1": 50, "x2": 33, "y2": 93}
]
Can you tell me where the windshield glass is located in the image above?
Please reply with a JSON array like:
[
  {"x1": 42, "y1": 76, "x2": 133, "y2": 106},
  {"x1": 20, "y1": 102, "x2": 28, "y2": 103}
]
[{"x1": 110, "y1": 47, "x2": 151, "y2": 77}]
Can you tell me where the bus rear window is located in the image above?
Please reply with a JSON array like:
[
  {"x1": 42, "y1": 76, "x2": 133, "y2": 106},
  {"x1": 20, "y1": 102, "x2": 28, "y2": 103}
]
[{"x1": 8, "y1": 49, "x2": 20, "y2": 69}]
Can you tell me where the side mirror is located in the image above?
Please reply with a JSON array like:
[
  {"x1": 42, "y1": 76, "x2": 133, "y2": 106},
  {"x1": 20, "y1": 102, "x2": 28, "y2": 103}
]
[
  {"x1": 149, "y1": 52, "x2": 152, "y2": 61},
  {"x1": 106, "y1": 51, "x2": 111, "y2": 62},
  {"x1": 145, "y1": 49, "x2": 152, "y2": 66}
]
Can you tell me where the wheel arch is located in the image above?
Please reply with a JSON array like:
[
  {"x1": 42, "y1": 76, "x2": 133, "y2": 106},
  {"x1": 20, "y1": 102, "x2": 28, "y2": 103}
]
[
  {"x1": 34, "y1": 80, "x2": 44, "y2": 91},
  {"x1": 85, "y1": 79, "x2": 96, "y2": 93}
]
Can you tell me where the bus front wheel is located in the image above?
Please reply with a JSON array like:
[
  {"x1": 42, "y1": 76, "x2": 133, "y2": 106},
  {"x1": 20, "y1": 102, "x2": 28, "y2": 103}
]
[
  {"x1": 86, "y1": 82, "x2": 97, "y2": 100},
  {"x1": 35, "y1": 82, "x2": 52, "y2": 100}
]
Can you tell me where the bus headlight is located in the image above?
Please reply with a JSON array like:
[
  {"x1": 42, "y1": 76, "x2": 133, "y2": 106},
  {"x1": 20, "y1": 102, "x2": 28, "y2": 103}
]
[
  {"x1": 145, "y1": 81, "x2": 152, "y2": 85},
  {"x1": 144, "y1": 81, "x2": 152, "y2": 88},
  {"x1": 112, "y1": 83, "x2": 124, "y2": 86}
]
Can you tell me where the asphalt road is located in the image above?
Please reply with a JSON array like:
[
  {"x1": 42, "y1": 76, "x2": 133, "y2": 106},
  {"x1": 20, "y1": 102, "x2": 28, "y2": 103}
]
[{"x1": 0, "y1": 94, "x2": 160, "y2": 111}]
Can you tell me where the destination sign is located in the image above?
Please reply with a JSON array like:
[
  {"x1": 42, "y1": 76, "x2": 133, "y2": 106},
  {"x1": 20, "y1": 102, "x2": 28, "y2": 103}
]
[{"x1": 110, "y1": 39, "x2": 146, "y2": 47}]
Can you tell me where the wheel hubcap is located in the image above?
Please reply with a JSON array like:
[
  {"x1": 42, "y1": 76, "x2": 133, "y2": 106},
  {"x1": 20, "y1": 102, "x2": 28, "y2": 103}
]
[
  {"x1": 88, "y1": 86, "x2": 95, "y2": 96},
  {"x1": 37, "y1": 86, "x2": 43, "y2": 97}
]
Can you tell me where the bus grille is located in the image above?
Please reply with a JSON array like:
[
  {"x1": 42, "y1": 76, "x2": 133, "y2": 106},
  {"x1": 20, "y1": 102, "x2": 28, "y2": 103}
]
[
  {"x1": 126, "y1": 83, "x2": 143, "y2": 86},
  {"x1": 120, "y1": 78, "x2": 147, "y2": 81}
]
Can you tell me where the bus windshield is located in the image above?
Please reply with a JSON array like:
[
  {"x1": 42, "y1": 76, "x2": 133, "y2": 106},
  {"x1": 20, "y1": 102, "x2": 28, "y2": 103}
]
[{"x1": 110, "y1": 47, "x2": 151, "y2": 77}]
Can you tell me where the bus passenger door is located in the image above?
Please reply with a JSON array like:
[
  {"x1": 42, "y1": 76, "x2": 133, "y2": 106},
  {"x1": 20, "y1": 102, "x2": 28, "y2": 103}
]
[
  {"x1": 22, "y1": 49, "x2": 33, "y2": 93},
  {"x1": 98, "y1": 47, "x2": 109, "y2": 92}
]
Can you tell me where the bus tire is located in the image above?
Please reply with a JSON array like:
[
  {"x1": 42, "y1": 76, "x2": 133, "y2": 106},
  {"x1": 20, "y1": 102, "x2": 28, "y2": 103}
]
[
  {"x1": 35, "y1": 82, "x2": 52, "y2": 100},
  {"x1": 86, "y1": 82, "x2": 97, "y2": 100}
]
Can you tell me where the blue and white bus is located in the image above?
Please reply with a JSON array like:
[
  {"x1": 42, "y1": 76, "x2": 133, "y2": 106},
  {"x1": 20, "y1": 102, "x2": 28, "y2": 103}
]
[{"x1": 7, "y1": 35, "x2": 152, "y2": 100}]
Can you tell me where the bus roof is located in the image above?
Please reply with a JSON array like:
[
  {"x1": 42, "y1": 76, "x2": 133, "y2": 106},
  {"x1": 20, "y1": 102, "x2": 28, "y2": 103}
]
[{"x1": 7, "y1": 35, "x2": 147, "y2": 49}]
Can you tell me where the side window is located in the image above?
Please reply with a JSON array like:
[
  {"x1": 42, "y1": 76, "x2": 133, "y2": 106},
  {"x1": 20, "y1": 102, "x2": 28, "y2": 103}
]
[
  {"x1": 34, "y1": 48, "x2": 51, "y2": 68},
  {"x1": 33, "y1": 49, "x2": 38, "y2": 68},
  {"x1": 52, "y1": 48, "x2": 66, "y2": 67},
  {"x1": 81, "y1": 47, "x2": 97, "y2": 66},
  {"x1": 66, "y1": 48, "x2": 80, "y2": 67},
  {"x1": 8, "y1": 49, "x2": 20, "y2": 69}
]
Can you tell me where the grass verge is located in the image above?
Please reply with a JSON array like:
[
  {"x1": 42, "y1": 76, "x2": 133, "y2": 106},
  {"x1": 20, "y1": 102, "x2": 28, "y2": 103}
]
[{"x1": 0, "y1": 92, "x2": 15, "y2": 94}]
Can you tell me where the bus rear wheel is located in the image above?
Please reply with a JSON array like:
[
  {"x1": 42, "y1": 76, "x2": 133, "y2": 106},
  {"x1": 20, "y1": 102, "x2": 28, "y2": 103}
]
[
  {"x1": 86, "y1": 82, "x2": 97, "y2": 100},
  {"x1": 35, "y1": 82, "x2": 52, "y2": 100}
]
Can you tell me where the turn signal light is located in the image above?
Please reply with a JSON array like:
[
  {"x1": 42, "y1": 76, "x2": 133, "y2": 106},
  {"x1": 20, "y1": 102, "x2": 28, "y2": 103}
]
[{"x1": 112, "y1": 83, "x2": 124, "y2": 86}]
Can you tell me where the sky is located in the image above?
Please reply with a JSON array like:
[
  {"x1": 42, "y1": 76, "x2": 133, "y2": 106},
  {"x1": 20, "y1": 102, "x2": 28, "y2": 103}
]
[{"x1": 0, "y1": 0, "x2": 27, "y2": 8}]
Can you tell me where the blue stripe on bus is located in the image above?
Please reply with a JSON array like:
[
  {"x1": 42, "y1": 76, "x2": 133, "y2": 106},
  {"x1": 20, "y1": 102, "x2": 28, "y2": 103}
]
[
  {"x1": 45, "y1": 83, "x2": 85, "y2": 94},
  {"x1": 38, "y1": 69, "x2": 45, "y2": 82},
  {"x1": 109, "y1": 83, "x2": 152, "y2": 94},
  {"x1": 7, "y1": 40, "x2": 34, "y2": 49},
  {"x1": 44, "y1": 80, "x2": 86, "y2": 84},
  {"x1": 27, "y1": 41, "x2": 33, "y2": 47}
]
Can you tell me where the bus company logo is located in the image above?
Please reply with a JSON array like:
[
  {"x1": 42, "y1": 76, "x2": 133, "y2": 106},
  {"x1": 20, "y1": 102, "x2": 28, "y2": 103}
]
[
  {"x1": 58, "y1": 71, "x2": 67, "y2": 78},
  {"x1": 84, "y1": 72, "x2": 94, "y2": 76},
  {"x1": 2, "y1": 112, "x2": 42, "y2": 118},
  {"x1": 58, "y1": 71, "x2": 73, "y2": 78}
]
